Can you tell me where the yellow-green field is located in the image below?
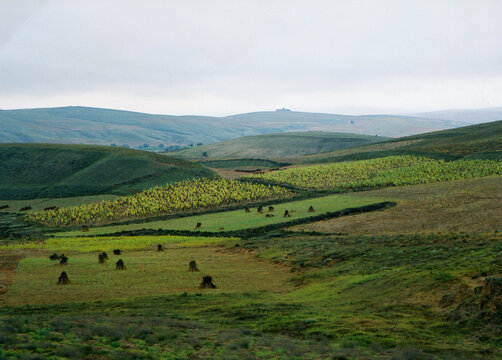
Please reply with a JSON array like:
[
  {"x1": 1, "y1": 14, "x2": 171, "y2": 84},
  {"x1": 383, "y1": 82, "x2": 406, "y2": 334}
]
[
  {"x1": 56, "y1": 194, "x2": 388, "y2": 236},
  {"x1": 5, "y1": 246, "x2": 292, "y2": 306},
  {"x1": 3, "y1": 235, "x2": 234, "y2": 252}
]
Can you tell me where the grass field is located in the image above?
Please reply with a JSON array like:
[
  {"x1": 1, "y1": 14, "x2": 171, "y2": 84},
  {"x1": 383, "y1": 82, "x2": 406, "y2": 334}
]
[
  {"x1": 5, "y1": 246, "x2": 292, "y2": 306},
  {"x1": 292, "y1": 176, "x2": 502, "y2": 234},
  {"x1": 2, "y1": 235, "x2": 235, "y2": 252},
  {"x1": 55, "y1": 194, "x2": 387, "y2": 236},
  {"x1": 0, "y1": 144, "x2": 215, "y2": 200},
  {"x1": 2, "y1": 231, "x2": 500, "y2": 359}
]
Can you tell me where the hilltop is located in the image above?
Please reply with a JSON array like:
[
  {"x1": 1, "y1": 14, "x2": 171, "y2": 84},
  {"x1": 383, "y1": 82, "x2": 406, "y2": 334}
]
[
  {"x1": 169, "y1": 131, "x2": 390, "y2": 159},
  {"x1": 0, "y1": 106, "x2": 465, "y2": 147},
  {"x1": 0, "y1": 144, "x2": 215, "y2": 200}
]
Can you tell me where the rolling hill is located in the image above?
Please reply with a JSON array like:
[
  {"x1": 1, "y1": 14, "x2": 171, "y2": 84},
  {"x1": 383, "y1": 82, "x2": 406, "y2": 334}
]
[
  {"x1": 414, "y1": 106, "x2": 502, "y2": 124},
  {"x1": 0, "y1": 106, "x2": 466, "y2": 147},
  {"x1": 0, "y1": 144, "x2": 215, "y2": 200},
  {"x1": 295, "y1": 119, "x2": 502, "y2": 163},
  {"x1": 169, "y1": 131, "x2": 390, "y2": 159}
]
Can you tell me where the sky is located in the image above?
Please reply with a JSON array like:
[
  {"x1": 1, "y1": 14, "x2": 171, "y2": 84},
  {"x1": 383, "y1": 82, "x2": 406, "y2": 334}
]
[{"x1": 0, "y1": 0, "x2": 501, "y2": 116}]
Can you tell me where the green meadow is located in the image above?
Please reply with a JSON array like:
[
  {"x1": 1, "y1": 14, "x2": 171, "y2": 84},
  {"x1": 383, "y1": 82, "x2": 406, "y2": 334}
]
[{"x1": 6, "y1": 245, "x2": 292, "y2": 306}]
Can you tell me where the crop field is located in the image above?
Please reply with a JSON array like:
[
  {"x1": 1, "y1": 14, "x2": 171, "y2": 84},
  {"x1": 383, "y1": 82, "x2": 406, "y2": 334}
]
[
  {"x1": 55, "y1": 194, "x2": 388, "y2": 236},
  {"x1": 26, "y1": 178, "x2": 291, "y2": 227},
  {"x1": 248, "y1": 155, "x2": 502, "y2": 190},
  {"x1": 5, "y1": 244, "x2": 292, "y2": 306}
]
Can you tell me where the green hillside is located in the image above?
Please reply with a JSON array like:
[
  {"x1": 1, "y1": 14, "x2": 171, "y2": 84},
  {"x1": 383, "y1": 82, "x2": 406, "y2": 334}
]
[
  {"x1": 296, "y1": 119, "x2": 502, "y2": 163},
  {"x1": 0, "y1": 144, "x2": 215, "y2": 200},
  {"x1": 169, "y1": 131, "x2": 390, "y2": 159}
]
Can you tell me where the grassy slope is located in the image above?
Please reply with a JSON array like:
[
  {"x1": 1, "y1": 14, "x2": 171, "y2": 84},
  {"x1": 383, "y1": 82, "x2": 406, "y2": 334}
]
[
  {"x1": 295, "y1": 120, "x2": 502, "y2": 163},
  {"x1": 198, "y1": 159, "x2": 290, "y2": 170},
  {"x1": 169, "y1": 131, "x2": 389, "y2": 159},
  {"x1": 1, "y1": 232, "x2": 500, "y2": 359},
  {"x1": 0, "y1": 144, "x2": 215, "y2": 200},
  {"x1": 292, "y1": 176, "x2": 502, "y2": 234}
]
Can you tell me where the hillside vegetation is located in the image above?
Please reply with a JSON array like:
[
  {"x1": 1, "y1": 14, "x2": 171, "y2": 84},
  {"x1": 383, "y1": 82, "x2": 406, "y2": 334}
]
[
  {"x1": 170, "y1": 131, "x2": 389, "y2": 159},
  {"x1": 297, "y1": 119, "x2": 502, "y2": 163},
  {"x1": 0, "y1": 144, "x2": 215, "y2": 200},
  {"x1": 25, "y1": 178, "x2": 290, "y2": 226},
  {"x1": 248, "y1": 155, "x2": 502, "y2": 190}
]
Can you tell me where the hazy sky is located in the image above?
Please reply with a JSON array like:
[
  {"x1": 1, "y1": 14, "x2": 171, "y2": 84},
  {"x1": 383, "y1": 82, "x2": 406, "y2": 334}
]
[{"x1": 0, "y1": 0, "x2": 501, "y2": 115}]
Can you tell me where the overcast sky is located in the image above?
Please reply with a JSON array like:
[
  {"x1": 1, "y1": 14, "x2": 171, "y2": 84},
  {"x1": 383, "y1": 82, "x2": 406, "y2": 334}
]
[{"x1": 0, "y1": 0, "x2": 501, "y2": 116}]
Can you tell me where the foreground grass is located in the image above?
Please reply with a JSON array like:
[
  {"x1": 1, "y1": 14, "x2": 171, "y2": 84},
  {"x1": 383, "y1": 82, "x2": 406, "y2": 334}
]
[
  {"x1": 56, "y1": 194, "x2": 387, "y2": 236},
  {"x1": 0, "y1": 315, "x2": 338, "y2": 360},
  {"x1": 2, "y1": 231, "x2": 501, "y2": 358}
]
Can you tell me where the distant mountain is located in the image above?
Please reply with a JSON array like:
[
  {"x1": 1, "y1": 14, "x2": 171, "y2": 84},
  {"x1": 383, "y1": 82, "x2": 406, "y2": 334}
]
[
  {"x1": 413, "y1": 107, "x2": 502, "y2": 124},
  {"x1": 170, "y1": 131, "x2": 390, "y2": 159},
  {"x1": 0, "y1": 106, "x2": 466, "y2": 146}
]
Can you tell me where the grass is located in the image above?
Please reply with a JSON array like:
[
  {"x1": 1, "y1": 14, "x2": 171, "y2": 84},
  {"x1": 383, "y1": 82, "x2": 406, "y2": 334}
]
[
  {"x1": 293, "y1": 119, "x2": 502, "y2": 164},
  {"x1": 0, "y1": 315, "x2": 336, "y2": 360},
  {"x1": 199, "y1": 158, "x2": 290, "y2": 170},
  {"x1": 2, "y1": 232, "x2": 501, "y2": 358},
  {"x1": 5, "y1": 246, "x2": 292, "y2": 306},
  {"x1": 55, "y1": 194, "x2": 387, "y2": 236},
  {"x1": 170, "y1": 131, "x2": 389, "y2": 159},
  {"x1": 2, "y1": 235, "x2": 235, "y2": 252},
  {"x1": 0, "y1": 143, "x2": 215, "y2": 200},
  {"x1": 293, "y1": 176, "x2": 502, "y2": 234}
]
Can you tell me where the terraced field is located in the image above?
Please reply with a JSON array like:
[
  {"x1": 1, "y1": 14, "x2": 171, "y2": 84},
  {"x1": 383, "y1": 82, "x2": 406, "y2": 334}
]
[
  {"x1": 55, "y1": 194, "x2": 388, "y2": 236},
  {"x1": 248, "y1": 156, "x2": 502, "y2": 190}
]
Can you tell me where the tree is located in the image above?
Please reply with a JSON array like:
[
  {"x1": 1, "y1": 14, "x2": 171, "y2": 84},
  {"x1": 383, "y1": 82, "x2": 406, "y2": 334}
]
[{"x1": 202, "y1": 151, "x2": 208, "y2": 157}]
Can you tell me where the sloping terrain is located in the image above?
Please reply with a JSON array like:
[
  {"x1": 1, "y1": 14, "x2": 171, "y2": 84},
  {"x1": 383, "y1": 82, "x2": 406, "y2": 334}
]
[
  {"x1": 415, "y1": 107, "x2": 502, "y2": 124},
  {"x1": 169, "y1": 131, "x2": 389, "y2": 159},
  {"x1": 296, "y1": 119, "x2": 502, "y2": 163},
  {"x1": 292, "y1": 176, "x2": 502, "y2": 234},
  {"x1": 0, "y1": 106, "x2": 464, "y2": 146},
  {"x1": 0, "y1": 144, "x2": 215, "y2": 200}
]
